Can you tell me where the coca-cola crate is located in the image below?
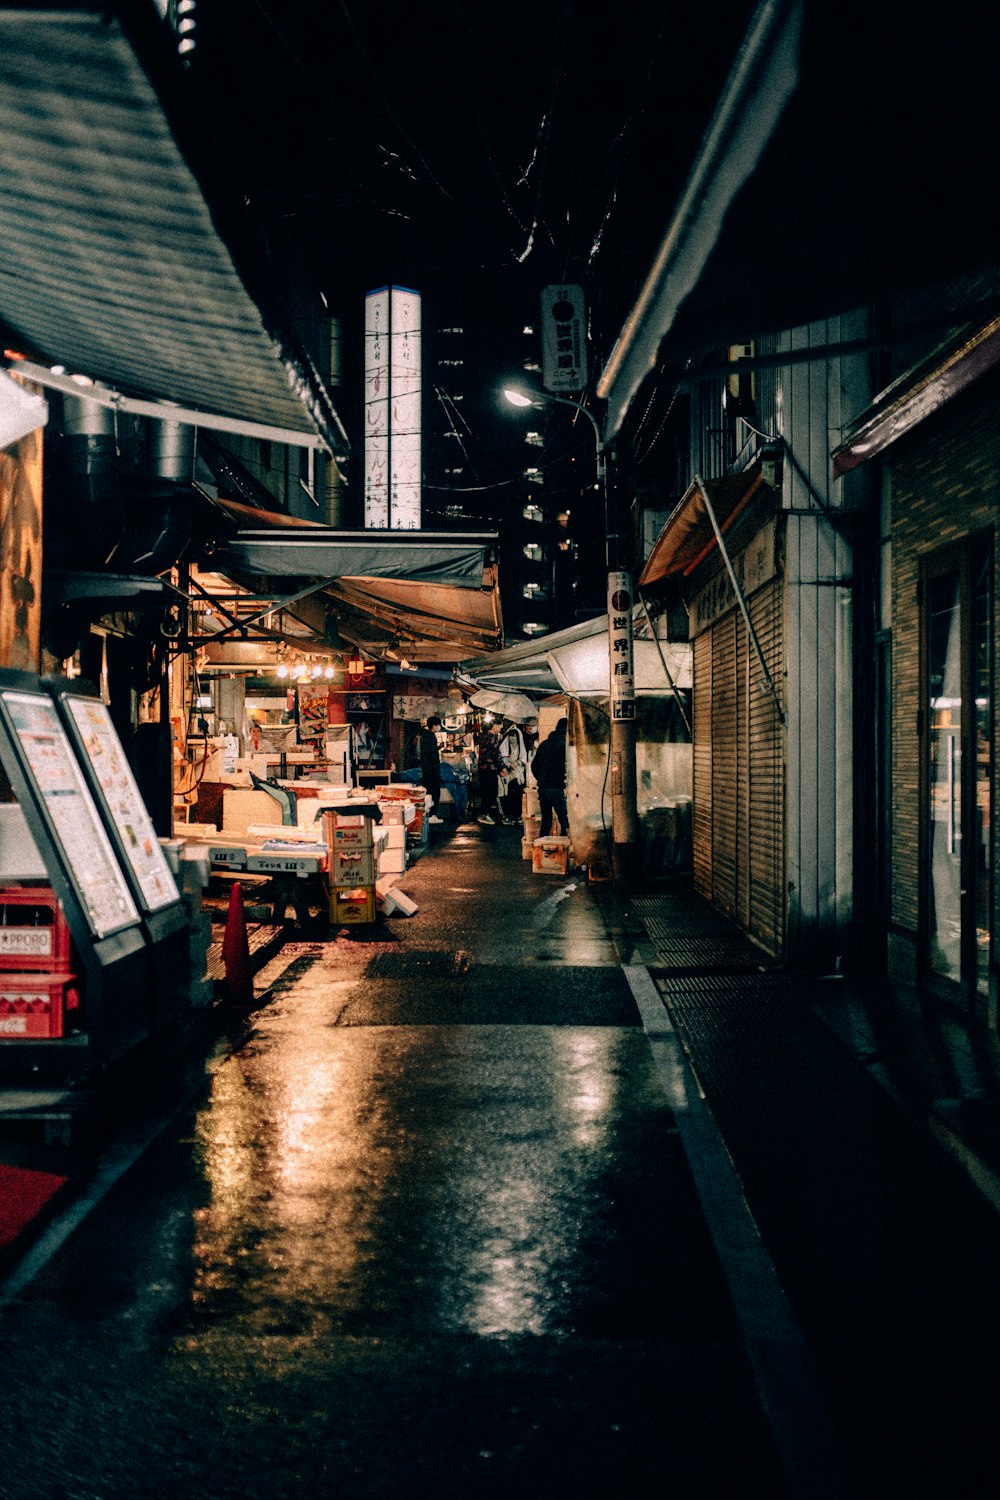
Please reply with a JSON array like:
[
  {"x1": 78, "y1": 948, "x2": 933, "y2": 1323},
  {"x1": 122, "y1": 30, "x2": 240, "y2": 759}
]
[
  {"x1": 0, "y1": 886, "x2": 72, "y2": 972},
  {"x1": 0, "y1": 972, "x2": 80, "y2": 1039}
]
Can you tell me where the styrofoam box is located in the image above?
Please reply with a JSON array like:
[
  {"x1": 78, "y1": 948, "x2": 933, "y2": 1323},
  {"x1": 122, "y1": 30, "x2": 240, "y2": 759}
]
[
  {"x1": 378, "y1": 847, "x2": 407, "y2": 874},
  {"x1": 222, "y1": 789, "x2": 283, "y2": 834},
  {"x1": 532, "y1": 836, "x2": 571, "y2": 875}
]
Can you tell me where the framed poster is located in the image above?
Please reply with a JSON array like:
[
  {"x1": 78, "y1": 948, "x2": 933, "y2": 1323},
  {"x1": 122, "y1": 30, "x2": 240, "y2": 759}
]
[
  {"x1": 57, "y1": 691, "x2": 181, "y2": 915},
  {"x1": 0, "y1": 687, "x2": 140, "y2": 940}
]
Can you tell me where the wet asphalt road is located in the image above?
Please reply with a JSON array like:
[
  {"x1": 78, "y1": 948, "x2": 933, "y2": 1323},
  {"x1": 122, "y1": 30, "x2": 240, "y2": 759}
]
[{"x1": 0, "y1": 822, "x2": 787, "y2": 1498}]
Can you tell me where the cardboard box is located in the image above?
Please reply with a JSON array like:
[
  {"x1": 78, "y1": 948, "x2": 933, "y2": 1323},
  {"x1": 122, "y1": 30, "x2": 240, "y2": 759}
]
[
  {"x1": 532, "y1": 836, "x2": 572, "y2": 875},
  {"x1": 379, "y1": 801, "x2": 416, "y2": 827},
  {"x1": 328, "y1": 816, "x2": 374, "y2": 852}
]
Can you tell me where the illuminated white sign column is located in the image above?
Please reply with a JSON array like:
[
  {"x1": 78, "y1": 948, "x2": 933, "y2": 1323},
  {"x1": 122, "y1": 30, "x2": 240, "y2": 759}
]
[{"x1": 364, "y1": 286, "x2": 421, "y2": 529}]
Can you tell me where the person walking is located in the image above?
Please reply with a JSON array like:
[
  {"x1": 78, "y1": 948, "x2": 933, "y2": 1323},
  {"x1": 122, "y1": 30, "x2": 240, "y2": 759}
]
[
  {"x1": 410, "y1": 715, "x2": 444, "y2": 824},
  {"x1": 531, "y1": 717, "x2": 569, "y2": 836},
  {"x1": 475, "y1": 721, "x2": 504, "y2": 826}
]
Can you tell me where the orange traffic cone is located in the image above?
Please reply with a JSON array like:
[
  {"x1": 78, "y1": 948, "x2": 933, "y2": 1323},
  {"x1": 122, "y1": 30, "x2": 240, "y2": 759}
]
[{"x1": 221, "y1": 880, "x2": 253, "y2": 1004}]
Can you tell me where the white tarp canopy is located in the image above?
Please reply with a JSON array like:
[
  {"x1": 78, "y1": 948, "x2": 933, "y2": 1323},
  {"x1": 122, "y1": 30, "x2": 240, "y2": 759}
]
[{"x1": 461, "y1": 612, "x2": 691, "y2": 698}]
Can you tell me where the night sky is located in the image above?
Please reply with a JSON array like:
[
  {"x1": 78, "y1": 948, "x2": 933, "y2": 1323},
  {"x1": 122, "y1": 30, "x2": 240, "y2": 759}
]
[{"x1": 189, "y1": 0, "x2": 757, "y2": 381}]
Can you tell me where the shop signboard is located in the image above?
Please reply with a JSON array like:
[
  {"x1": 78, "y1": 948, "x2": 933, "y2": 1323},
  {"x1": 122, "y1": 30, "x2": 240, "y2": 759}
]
[
  {"x1": 0, "y1": 682, "x2": 141, "y2": 945},
  {"x1": 50, "y1": 686, "x2": 186, "y2": 943}
]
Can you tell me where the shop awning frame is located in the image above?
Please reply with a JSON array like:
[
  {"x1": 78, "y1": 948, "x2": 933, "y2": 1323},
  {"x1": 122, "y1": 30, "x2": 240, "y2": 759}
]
[
  {"x1": 183, "y1": 526, "x2": 503, "y2": 664},
  {"x1": 832, "y1": 315, "x2": 1000, "y2": 475},
  {"x1": 639, "y1": 466, "x2": 766, "y2": 586},
  {"x1": 639, "y1": 468, "x2": 783, "y2": 721}
]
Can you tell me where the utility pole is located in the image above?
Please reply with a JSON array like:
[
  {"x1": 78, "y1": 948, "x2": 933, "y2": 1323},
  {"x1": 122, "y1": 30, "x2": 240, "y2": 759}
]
[{"x1": 504, "y1": 384, "x2": 639, "y2": 886}]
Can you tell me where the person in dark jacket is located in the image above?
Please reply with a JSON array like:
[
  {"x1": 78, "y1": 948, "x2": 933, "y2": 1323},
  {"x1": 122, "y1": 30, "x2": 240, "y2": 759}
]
[
  {"x1": 531, "y1": 717, "x2": 569, "y2": 836},
  {"x1": 412, "y1": 715, "x2": 444, "y2": 823}
]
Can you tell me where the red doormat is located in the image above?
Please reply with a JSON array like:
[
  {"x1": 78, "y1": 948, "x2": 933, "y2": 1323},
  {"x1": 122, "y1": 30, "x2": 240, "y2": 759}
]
[{"x1": 0, "y1": 1163, "x2": 68, "y2": 1250}]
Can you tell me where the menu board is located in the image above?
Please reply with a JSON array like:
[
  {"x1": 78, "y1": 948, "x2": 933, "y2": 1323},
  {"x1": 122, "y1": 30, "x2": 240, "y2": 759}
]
[
  {"x1": 62, "y1": 694, "x2": 181, "y2": 914},
  {"x1": 0, "y1": 689, "x2": 140, "y2": 939}
]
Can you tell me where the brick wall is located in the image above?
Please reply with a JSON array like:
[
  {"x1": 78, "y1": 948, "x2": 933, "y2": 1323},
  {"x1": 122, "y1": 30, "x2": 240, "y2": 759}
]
[{"x1": 890, "y1": 370, "x2": 1000, "y2": 937}]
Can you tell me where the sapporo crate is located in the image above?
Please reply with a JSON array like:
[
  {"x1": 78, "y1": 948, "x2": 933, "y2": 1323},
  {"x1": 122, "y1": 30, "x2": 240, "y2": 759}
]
[{"x1": 0, "y1": 886, "x2": 72, "y2": 972}]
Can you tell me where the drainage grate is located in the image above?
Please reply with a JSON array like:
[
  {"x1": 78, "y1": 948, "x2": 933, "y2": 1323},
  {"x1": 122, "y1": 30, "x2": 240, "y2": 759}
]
[
  {"x1": 650, "y1": 937, "x2": 764, "y2": 970},
  {"x1": 641, "y1": 912, "x2": 740, "y2": 941},
  {"x1": 364, "y1": 949, "x2": 473, "y2": 980},
  {"x1": 657, "y1": 971, "x2": 794, "y2": 997}
]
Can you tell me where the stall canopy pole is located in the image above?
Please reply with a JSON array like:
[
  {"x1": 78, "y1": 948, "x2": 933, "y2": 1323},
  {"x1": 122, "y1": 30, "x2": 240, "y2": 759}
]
[{"x1": 638, "y1": 594, "x2": 692, "y2": 739}]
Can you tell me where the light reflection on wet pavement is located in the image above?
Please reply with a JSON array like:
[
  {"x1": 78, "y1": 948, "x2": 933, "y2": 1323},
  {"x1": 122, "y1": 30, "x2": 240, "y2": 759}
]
[{"x1": 0, "y1": 828, "x2": 788, "y2": 1498}]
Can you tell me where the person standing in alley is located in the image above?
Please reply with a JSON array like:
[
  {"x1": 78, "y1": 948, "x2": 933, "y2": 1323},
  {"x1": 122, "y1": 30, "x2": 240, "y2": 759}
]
[
  {"x1": 412, "y1": 715, "x2": 444, "y2": 824},
  {"x1": 475, "y1": 720, "x2": 504, "y2": 825},
  {"x1": 531, "y1": 716, "x2": 569, "y2": 836},
  {"x1": 497, "y1": 718, "x2": 529, "y2": 824}
]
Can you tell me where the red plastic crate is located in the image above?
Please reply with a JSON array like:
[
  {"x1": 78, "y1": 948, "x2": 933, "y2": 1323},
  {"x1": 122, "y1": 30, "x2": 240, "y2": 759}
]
[
  {"x1": 0, "y1": 973, "x2": 80, "y2": 1039},
  {"x1": 0, "y1": 886, "x2": 72, "y2": 973}
]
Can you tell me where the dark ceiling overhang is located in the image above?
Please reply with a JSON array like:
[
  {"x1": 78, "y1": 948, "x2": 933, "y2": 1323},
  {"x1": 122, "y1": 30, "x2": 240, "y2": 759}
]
[
  {"x1": 0, "y1": 6, "x2": 349, "y2": 457},
  {"x1": 44, "y1": 570, "x2": 167, "y2": 611},
  {"x1": 639, "y1": 466, "x2": 765, "y2": 587},
  {"x1": 598, "y1": 0, "x2": 1000, "y2": 436}
]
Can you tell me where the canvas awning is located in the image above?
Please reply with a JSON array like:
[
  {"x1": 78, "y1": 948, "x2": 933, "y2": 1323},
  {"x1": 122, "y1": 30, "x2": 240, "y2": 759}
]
[
  {"x1": 0, "y1": 6, "x2": 348, "y2": 456},
  {"x1": 220, "y1": 530, "x2": 495, "y2": 591},
  {"x1": 206, "y1": 526, "x2": 502, "y2": 665},
  {"x1": 639, "y1": 467, "x2": 765, "y2": 586},
  {"x1": 832, "y1": 316, "x2": 1000, "y2": 475}
]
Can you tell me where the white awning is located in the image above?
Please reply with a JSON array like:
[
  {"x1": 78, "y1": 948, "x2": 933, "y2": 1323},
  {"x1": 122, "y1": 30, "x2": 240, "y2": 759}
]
[{"x1": 461, "y1": 613, "x2": 691, "y2": 698}]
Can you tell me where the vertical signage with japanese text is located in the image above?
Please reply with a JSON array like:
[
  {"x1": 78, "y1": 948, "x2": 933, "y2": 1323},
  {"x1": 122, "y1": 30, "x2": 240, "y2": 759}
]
[
  {"x1": 607, "y1": 571, "x2": 636, "y2": 720},
  {"x1": 541, "y1": 285, "x2": 587, "y2": 394},
  {"x1": 364, "y1": 286, "x2": 422, "y2": 529}
]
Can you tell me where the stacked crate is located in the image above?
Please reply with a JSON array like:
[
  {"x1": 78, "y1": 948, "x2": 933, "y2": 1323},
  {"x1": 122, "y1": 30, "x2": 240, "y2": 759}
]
[
  {"x1": 324, "y1": 810, "x2": 377, "y2": 926},
  {"x1": 0, "y1": 886, "x2": 80, "y2": 1038}
]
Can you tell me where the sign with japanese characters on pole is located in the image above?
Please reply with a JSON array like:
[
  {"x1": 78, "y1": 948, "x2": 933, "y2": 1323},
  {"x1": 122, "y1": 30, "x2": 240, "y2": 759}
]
[
  {"x1": 607, "y1": 571, "x2": 636, "y2": 720},
  {"x1": 541, "y1": 284, "x2": 587, "y2": 394}
]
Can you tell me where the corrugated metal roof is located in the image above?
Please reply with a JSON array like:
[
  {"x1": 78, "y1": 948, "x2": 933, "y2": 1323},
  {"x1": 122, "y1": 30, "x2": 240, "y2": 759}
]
[{"x1": 0, "y1": 8, "x2": 348, "y2": 455}]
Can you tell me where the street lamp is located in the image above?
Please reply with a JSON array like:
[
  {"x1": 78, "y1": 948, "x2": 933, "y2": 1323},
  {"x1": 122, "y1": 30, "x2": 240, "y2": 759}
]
[{"x1": 503, "y1": 384, "x2": 638, "y2": 885}]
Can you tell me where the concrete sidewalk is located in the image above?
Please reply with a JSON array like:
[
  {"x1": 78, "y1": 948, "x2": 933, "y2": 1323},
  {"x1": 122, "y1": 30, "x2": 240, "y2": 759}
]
[{"x1": 611, "y1": 877, "x2": 1000, "y2": 1500}]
